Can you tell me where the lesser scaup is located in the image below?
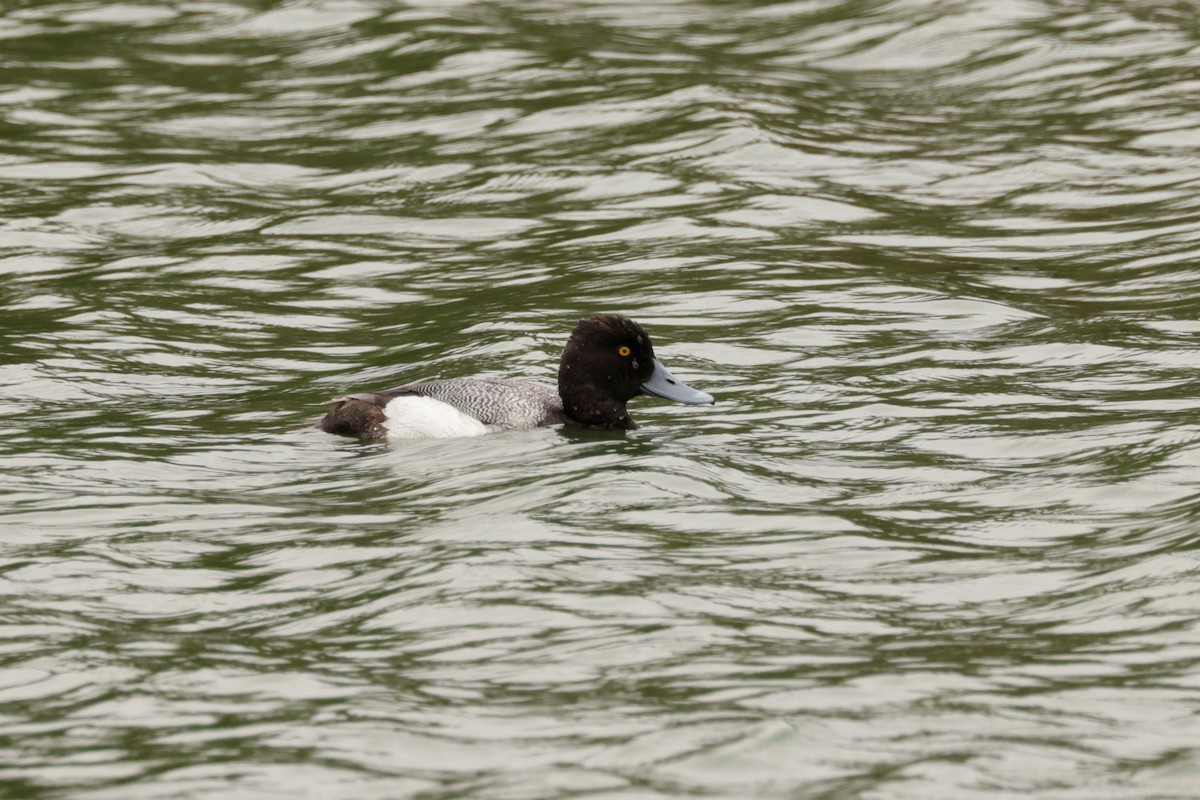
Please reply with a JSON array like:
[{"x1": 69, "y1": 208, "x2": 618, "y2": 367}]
[{"x1": 319, "y1": 314, "x2": 714, "y2": 439}]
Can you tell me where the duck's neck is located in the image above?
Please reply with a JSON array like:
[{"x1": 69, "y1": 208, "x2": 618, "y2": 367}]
[{"x1": 558, "y1": 371, "x2": 637, "y2": 430}]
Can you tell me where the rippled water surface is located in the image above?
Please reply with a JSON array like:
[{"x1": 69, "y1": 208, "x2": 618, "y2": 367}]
[{"x1": 4, "y1": 1, "x2": 1200, "y2": 797}]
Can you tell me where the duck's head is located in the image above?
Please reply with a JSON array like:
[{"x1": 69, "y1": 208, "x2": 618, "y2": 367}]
[{"x1": 557, "y1": 314, "x2": 714, "y2": 429}]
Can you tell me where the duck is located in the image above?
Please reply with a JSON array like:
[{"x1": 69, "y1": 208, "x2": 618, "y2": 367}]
[{"x1": 319, "y1": 314, "x2": 714, "y2": 439}]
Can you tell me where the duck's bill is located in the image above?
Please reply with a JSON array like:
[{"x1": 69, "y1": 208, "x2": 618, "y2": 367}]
[{"x1": 642, "y1": 358, "x2": 714, "y2": 405}]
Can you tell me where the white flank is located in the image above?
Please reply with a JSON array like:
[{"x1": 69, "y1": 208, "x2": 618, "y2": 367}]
[{"x1": 382, "y1": 395, "x2": 491, "y2": 439}]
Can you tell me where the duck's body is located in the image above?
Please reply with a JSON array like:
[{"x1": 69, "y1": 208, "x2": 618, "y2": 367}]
[
  {"x1": 321, "y1": 379, "x2": 565, "y2": 439},
  {"x1": 319, "y1": 315, "x2": 712, "y2": 440}
]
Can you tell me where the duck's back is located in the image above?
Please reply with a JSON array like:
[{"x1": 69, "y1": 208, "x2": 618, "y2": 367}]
[{"x1": 321, "y1": 378, "x2": 565, "y2": 439}]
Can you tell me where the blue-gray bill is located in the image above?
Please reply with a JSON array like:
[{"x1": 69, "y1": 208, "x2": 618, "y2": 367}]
[{"x1": 641, "y1": 358, "x2": 714, "y2": 405}]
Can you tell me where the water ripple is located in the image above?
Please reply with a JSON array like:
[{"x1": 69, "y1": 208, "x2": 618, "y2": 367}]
[{"x1": 4, "y1": 0, "x2": 1200, "y2": 797}]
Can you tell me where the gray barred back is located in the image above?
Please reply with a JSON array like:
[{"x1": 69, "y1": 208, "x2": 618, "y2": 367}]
[{"x1": 387, "y1": 378, "x2": 566, "y2": 429}]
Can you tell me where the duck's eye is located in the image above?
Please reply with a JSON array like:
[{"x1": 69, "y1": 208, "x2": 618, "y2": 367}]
[{"x1": 617, "y1": 345, "x2": 631, "y2": 357}]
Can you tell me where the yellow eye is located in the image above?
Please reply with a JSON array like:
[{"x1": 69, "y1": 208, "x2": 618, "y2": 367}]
[{"x1": 617, "y1": 345, "x2": 631, "y2": 357}]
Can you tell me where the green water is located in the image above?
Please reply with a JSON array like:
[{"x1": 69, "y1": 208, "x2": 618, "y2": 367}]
[{"x1": 3, "y1": 1, "x2": 1200, "y2": 798}]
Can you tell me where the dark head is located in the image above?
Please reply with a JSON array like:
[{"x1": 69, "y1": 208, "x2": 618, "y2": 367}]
[{"x1": 557, "y1": 314, "x2": 714, "y2": 429}]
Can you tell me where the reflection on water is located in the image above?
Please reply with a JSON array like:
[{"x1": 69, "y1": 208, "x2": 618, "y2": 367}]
[{"x1": 3, "y1": 0, "x2": 1200, "y2": 797}]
